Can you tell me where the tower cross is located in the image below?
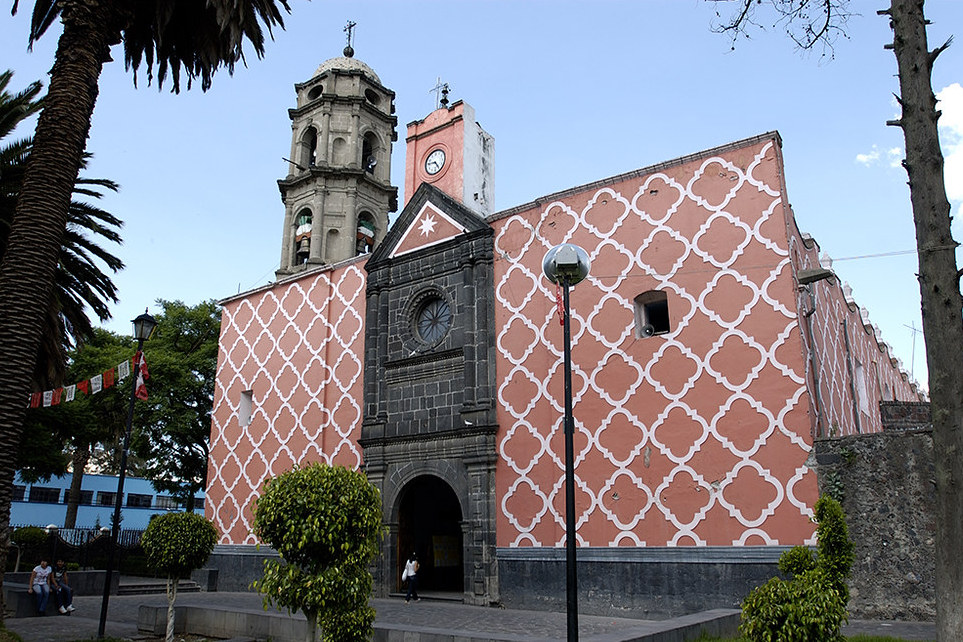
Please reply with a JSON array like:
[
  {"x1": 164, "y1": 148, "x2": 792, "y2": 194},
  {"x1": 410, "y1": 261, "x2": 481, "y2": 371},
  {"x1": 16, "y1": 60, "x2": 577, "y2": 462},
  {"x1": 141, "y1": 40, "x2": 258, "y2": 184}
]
[
  {"x1": 344, "y1": 20, "x2": 356, "y2": 48},
  {"x1": 429, "y1": 77, "x2": 450, "y2": 109}
]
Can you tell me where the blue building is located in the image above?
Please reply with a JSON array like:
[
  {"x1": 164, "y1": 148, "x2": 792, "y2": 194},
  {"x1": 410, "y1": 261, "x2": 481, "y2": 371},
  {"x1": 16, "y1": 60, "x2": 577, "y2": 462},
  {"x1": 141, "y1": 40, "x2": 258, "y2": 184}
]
[{"x1": 11, "y1": 473, "x2": 204, "y2": 530}]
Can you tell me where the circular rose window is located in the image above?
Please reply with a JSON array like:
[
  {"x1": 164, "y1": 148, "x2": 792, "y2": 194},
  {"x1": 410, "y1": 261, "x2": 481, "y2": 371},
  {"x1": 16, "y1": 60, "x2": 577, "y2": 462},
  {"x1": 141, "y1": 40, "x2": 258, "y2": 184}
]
[{"x1": 416, "y1": 297, "x2": 452, "y2": 344}]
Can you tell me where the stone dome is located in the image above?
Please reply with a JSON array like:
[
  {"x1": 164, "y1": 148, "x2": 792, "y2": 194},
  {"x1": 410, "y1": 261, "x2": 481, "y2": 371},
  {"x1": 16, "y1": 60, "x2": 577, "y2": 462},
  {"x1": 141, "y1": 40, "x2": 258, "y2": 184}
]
[{"x1": 313, "y1": 55, "x2": 380, "y2": 84}]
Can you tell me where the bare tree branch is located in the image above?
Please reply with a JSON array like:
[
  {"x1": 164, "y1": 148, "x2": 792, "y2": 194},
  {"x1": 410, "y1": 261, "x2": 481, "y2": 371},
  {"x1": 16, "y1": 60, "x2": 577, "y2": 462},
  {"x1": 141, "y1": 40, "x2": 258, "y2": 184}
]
[{"x1": 710, "y1": 0, "x2": 855, "y2": 58}]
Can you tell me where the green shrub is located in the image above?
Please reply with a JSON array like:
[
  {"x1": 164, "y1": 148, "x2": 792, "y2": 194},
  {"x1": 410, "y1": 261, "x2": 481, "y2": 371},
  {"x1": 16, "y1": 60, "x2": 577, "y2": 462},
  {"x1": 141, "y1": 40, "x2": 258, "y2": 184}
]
[
  {"x1": 142, "y1": 512, "x2": 217, "y2": 578},
  {"x1": 740, "y1": 495, "x2": 853, "y2": 642},
  {"x1": 253, "y1": 463, "x2": 383, "y2": 642},
  {"x1": 11, "y1": 527, "x2": 47, "y2": 548}
]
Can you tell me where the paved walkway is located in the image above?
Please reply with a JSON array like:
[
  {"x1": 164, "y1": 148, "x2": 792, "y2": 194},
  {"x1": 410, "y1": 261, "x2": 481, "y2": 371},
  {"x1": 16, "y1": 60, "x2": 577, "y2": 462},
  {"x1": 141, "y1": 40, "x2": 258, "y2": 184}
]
[{"x1": 3, "y1": 589, "x2": 936, "y2": 641}]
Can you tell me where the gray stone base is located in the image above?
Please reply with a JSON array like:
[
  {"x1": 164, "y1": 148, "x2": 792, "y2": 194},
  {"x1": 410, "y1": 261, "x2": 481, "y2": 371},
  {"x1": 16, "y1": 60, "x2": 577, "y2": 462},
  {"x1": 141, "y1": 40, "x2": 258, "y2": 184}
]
[
  {"x1": 497, "y1": 546, "x2": 787, "y2": 619},
  {"x1": 199, "y1": 544, "x2": 782, "y2": 621},
  {"x1": 204, "y1": 545, "x2": 279, "y2": 592}
]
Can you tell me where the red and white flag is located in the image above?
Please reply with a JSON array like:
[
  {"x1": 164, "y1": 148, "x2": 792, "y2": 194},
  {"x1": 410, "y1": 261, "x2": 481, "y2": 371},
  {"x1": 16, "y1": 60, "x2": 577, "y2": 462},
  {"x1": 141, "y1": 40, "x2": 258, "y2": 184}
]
[{"x1": 134, "y1": 351, "x2": 150, "y2": 400}]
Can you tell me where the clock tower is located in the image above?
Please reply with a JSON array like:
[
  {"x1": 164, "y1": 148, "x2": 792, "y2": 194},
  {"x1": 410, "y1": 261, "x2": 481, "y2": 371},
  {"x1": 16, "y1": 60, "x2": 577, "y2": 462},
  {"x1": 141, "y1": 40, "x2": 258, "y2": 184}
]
[
  {"x1": 404, "y1": 97, "x2": 494, "y2": 217},
  {"x1": 276, "y1": 39, "x2": 398, "y2": 277}
]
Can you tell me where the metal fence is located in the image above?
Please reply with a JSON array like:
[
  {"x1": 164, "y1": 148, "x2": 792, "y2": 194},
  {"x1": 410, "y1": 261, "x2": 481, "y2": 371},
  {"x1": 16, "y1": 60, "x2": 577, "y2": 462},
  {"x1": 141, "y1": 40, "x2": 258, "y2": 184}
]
[{"x1": 7, "y1": 525, "x2": 147, "y2": 573}]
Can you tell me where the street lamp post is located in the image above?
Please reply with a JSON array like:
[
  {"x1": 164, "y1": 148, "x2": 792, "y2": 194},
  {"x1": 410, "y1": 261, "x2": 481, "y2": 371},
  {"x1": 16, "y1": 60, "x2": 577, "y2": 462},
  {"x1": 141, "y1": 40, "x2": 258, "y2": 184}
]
[
  {"x1": 45, "y1": 524, "x2": 59, "y2": 563},
  {"x1": 98, "y1": 310, "x2": 157, "y2": 639},
  {"x1": 543, "y1": 243, "x2": 591, "y2": 642}
]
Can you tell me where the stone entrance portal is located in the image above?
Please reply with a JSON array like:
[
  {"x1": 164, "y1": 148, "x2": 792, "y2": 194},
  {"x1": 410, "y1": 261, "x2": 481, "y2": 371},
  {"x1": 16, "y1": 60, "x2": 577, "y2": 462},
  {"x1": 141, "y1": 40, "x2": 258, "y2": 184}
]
[{"x1": 397, "y1": 475, "x2": 464, "y2": 592}]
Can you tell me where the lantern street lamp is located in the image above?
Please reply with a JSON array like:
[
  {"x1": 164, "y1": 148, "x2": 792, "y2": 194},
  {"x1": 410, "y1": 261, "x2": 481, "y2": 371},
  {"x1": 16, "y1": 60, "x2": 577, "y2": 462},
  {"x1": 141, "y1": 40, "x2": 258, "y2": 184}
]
[
  {"x1": 542, "y1": 243, "x2": 591, "y2": 642},
  {"x1": 45, "y1": 524, "x2": 59, "y2": 563},
  {"x1": 98, "y1": 310, "x2": 157, "y2": 638}
]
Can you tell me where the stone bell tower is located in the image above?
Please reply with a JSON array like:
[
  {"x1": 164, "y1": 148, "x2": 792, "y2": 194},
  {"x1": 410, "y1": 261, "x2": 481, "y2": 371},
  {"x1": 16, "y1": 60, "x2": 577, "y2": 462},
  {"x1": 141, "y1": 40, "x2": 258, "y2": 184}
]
[{"x1": 276, "y1": 24, "x2": 398, "y2": 277}]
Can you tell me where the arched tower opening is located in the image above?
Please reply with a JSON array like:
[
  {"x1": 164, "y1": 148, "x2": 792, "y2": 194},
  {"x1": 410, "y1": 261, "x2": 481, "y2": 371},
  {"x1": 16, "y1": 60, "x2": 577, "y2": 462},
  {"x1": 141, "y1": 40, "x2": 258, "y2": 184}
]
[
  {"x1": 362, "y1": 131, "x2": 379, "y2": 175},
  {"x1": 299, "y1": 127, "x2": 318, "y2": 168},
  {"x1": 294, "y1": 208, "x2": 312, "y2": 264},
  {"x1": 356, "y1": 211, "x2": 376, "y2": 255}
]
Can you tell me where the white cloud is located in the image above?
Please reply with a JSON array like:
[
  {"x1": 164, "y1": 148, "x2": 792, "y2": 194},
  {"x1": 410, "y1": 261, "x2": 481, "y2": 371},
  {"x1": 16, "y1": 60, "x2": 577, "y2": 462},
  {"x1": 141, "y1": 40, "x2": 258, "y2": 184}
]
[
  {"x1": 888, "y1": 148, "x2": 903, "y2": 168},
  {"x1": 857, "y1": 85, "x2": 962, "y2": 207},
  {"x1": 937, "y1": 83, "x2": 963, "y2": 204},
  {"x1": 855, "y1": 146, "x2": 880, "y2": 166},
  {"x1": 855, "y1": 144, "x2": 903, "y2": 168}
]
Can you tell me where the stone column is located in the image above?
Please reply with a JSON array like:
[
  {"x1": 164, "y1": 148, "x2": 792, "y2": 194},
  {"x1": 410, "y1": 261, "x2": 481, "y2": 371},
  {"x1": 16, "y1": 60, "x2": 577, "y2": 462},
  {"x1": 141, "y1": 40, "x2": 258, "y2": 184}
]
[
  {"x1": 309, "y1": 190, "x2": 325, "y2": 262},
  {"x1": 319, "y1": 110, "x2": 331, "y2": 165},
  {"x1": 279, "y1": 204, "x2": 294, "y2": 271}
]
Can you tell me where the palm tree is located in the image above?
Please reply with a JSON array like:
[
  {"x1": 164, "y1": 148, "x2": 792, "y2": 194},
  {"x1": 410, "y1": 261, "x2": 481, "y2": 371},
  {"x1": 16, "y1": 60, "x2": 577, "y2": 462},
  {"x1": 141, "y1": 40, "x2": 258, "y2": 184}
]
[
  {"x1": 1, "y1": 71, "x2": 125, "y2": 390},
  {"x1": 0, "y1": 1, "x2": 291, "y2": 606},
  {"x1": 2, "y1": 71, "x2": 126, "y2": 522}
]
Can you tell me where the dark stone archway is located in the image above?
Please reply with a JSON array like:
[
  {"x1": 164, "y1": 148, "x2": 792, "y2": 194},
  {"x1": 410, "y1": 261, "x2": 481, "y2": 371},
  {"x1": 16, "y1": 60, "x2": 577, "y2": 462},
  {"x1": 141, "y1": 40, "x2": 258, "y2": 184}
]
[{"x1": 398, "y1": 475, "x2": 463, "y2": 592}]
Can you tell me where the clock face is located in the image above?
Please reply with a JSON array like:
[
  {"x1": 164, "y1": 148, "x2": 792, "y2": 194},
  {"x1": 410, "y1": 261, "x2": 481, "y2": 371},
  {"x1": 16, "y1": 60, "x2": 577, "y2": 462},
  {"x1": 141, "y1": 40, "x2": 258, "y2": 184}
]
[{"x1": 425, "y1": 148, "x2": 446, "y2": 175}]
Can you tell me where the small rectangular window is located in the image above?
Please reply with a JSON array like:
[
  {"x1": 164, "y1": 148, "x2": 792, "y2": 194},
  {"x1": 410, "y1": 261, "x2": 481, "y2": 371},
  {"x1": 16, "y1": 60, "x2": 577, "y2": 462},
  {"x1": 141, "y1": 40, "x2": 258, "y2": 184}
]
[
  {"x1": 193, "y1": 497, "x2": 205, "y2": 510},
  {"x1": 126, "y1": 494, "x2": 153, "y2": 508},
  {"x1": 79, "y1": 490, "x2": 94, "y2": 505},
  {"x1": 12, "y1": 485, "x2": 26, "y2": 502},
  {"x1": 97, "y1": 491, "x2": 117, "y2": 506},
  {"x1": 634, "y1": 291, "x2": 671, "y2": 338},
  {"x1": 239, "y1": 390, "x2": 253, "y2": 427},
  {"x1": 155, "y1": 495, "x2": 180, "y2": 510},
  {"x1": 28, "y1": 487, "x2": 61, "y2": 503}
]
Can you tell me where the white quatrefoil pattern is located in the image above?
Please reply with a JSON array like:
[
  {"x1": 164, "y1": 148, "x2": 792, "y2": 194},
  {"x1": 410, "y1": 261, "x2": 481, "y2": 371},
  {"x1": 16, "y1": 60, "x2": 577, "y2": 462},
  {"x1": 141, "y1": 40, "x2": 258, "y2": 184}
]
[
  {"x1": 492, "y1": 137, "x2": 821, "y2": 548},
  {"x1": 207, "y1": 262, "x2": 367, "y2": 543},
  {"x1": 206, "y1": 133, "x2": 921, "y2": 549}
]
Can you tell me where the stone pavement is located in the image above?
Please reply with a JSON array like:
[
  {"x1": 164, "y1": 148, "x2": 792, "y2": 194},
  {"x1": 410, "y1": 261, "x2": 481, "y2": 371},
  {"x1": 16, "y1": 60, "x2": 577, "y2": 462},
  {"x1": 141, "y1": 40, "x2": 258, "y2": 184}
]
[{"x1": 3, "y1": 589, "x2": 936, "y2": 641}]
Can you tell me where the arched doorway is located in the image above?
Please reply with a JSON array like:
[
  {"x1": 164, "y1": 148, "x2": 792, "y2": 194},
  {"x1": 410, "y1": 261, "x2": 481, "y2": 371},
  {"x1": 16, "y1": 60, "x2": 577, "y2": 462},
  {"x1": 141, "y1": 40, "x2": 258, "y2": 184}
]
[{"x1": 397, "y1": 475, "x2": 464, "y2": 593}]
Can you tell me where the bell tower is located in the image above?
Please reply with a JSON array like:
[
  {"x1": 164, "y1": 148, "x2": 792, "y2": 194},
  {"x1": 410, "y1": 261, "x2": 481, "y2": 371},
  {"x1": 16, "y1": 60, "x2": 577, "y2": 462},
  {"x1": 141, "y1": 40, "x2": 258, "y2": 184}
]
[{"x1": 276, "y1": 25, "x2": 398, "y2": 277}]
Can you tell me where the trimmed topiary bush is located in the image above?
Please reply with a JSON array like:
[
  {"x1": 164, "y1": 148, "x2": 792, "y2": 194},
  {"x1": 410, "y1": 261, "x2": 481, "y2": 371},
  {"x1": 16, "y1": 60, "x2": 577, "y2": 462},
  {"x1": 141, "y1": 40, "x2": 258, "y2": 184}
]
[
  {"x1": 142, "y1": 512, "x2": 218, "y2": 642},
  {"x1": 253, "y1": 463, "x2": 383, "y2": 642},
  {"x1": 740, "y1": 495, "x2": 854, "y2": 641}
]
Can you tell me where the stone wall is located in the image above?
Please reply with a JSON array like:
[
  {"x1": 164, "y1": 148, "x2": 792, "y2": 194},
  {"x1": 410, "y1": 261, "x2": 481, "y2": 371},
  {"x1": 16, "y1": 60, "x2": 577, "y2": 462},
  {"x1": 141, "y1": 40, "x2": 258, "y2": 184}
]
[
  {"x1": 498, "y1": 547, "x2": 786, "y2": 620},
  {"x1": 813, "y1": 427, "x2": 935, "y2": 620}
]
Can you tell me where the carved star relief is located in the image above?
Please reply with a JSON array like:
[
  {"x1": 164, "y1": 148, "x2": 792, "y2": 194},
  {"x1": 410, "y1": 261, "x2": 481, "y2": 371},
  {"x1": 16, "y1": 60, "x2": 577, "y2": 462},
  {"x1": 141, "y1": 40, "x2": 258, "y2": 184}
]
[{"x1": 418, "y1": 214, "x2": 437, "y2": 237}]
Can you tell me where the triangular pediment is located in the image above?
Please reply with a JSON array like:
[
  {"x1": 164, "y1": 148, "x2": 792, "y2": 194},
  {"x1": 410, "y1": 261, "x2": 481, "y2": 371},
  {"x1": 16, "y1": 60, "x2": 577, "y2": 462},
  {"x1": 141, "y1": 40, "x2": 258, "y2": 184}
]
[{"x1": 368, "y1": 182, "x2": 491, "y2": 267}]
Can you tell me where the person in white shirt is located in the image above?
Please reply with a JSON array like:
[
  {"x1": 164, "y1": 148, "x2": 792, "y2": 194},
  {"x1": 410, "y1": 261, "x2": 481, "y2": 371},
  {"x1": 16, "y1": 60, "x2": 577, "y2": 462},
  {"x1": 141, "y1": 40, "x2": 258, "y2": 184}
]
[
  {"x1": 403, "y1": 553, "x2": 420, "y2": 603},
  {"x1": 28, "y1": 559, "x2": 52, "y2": 615}
]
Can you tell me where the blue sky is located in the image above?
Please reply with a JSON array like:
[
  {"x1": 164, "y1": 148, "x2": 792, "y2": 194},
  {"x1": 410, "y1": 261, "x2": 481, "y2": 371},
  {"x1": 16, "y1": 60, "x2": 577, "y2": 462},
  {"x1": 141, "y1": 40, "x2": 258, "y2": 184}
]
[{"x1": 2, "y1": 1, "x2": 961, "y2": 390}]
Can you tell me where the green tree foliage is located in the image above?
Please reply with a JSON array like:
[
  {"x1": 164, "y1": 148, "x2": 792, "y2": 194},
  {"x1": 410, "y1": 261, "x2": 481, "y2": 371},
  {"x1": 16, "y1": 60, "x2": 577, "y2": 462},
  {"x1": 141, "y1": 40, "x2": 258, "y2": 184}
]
[
  {"x1": 131, "y1": 299, "x2": 221, "y2": 508},
  {"x1": 253, "y1": 464, "x2": 384, "y2": 642},
  {"x1": 21, "y1": 300, "x2": 219, "y2": 526},
  {"x1": 740, "y1": 495, "x2": 854, "y2": 641},
  {"x1": 142, "y1": 512, "x2": 218, "y2": 642},
  {"x1": 10, "y1": 526, "x2": 46, "y2": 572}
]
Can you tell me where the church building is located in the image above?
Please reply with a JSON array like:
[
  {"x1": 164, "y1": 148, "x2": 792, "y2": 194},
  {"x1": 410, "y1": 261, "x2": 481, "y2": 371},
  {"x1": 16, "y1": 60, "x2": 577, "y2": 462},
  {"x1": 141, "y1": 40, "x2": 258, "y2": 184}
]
[{"x1": 205, "y1": 45, "x2": 922, "y2": 616}]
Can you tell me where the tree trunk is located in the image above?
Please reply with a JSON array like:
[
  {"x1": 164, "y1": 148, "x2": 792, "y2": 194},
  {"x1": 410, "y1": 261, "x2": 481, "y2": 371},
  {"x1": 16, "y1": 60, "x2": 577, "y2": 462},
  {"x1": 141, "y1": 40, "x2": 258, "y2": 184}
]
[
  {"x1": 64, "y1": 446, "x2": 91, "y2": 529},
  {"x1": 0, "y1": 0, "x2": 119, "y2": 622},
  {"x1": 166, "y1": 574, "x2": 178, "y2": 642},
  {"x1": 887, "y1": 1, "x2": 963, "y2": 639},
  {"x1": 304, "y1": 609, "x2": 319, "y2": 642}
]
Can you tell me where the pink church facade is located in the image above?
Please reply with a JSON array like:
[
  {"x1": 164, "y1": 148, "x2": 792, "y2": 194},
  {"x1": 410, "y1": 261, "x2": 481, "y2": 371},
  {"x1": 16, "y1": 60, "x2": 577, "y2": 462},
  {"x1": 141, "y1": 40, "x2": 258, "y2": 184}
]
[{"x1": 206, "y1": 52, "x2": 921, "y2": 615}]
